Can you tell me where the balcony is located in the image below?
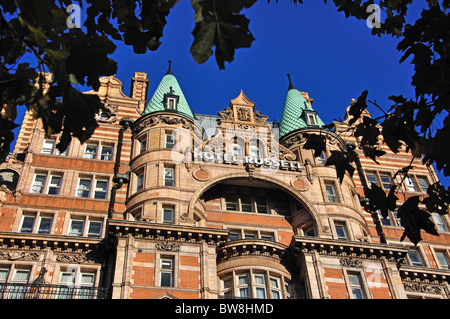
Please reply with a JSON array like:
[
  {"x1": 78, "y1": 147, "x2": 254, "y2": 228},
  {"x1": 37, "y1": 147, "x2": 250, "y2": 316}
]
[{"x1": 0, "y1": 283, "x2": 109, "y2": 299}]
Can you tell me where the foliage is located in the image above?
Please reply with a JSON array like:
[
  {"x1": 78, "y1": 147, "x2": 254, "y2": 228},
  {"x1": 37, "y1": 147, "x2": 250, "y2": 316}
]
[{"x1": 0, "y1": 0, "x2": 449, "y2": 244}]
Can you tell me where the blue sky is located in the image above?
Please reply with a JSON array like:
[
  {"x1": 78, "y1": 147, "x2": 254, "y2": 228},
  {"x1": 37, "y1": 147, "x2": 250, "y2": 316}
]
[{"x1": 12, "y1": 0, "x2": 449, "y2": 186}]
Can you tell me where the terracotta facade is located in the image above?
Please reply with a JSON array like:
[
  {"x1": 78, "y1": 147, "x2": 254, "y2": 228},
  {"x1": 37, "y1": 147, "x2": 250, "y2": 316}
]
[{"x1": 0, "y1": 71, "x2": 449, "y2": 300}]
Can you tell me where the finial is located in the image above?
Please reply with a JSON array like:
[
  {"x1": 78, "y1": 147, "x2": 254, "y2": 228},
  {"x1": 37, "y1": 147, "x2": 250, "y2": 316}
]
[
  {"x1": 166, "y1": 59, "x2": 173, "y2": 75},
  {"x1": 287, "y1": 73, "x2": 295, "y2": 90}
]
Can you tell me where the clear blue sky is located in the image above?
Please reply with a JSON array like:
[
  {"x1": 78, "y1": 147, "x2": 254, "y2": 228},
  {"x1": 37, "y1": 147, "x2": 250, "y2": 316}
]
[{"x1": 12, "y1": 0, "x2": 449, "y2": 186}]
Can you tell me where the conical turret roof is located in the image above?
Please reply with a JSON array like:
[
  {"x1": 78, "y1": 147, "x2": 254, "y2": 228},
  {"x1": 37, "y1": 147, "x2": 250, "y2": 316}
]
[
  {"x1": 279, "y1": 74, "x2": 324, "y2": 138},
  {"x1": 143, "y1": 60, "x2": 194, "y2": 119}
]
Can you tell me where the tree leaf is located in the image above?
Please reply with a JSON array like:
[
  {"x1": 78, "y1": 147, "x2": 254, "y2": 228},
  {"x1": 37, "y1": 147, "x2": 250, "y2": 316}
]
[{"x1": 325, "y1": 150, "x2": 355, "y2": 183}]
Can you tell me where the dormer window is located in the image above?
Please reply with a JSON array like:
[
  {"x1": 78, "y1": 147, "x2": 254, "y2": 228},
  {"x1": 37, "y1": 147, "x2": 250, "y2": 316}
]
[
  {"x1": 303, "y1": 109, "x2": 318, "y2": 126},
  {"x1": 164, "y1": 86, "x2": 179, "y2": 111}
]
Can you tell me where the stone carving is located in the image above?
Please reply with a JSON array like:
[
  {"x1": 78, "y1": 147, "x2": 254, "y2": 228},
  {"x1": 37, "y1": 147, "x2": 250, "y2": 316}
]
[
  {"x1": 0, "y1": 250, "x2": 39, "y2": 261},
  {"x1": 218, "y1": 107, "x2": 234, "y2": 120},
  {"x1": 340, "y1": 257, "x2": 363, "y2": 267},
  {"x1": 236, "y1": 108, "x2": 251, "y2": 121},
  {"x1": 56, "y1": 253, "x2": 104, "y2": 264},
  {"x1": 134, "y1": 115, "x2": 194, "y2": 133},
  {"x1": 254, "y1": 110, "x2": 269, "y2": 124},
  {"x1": 155, "y1": 241, "x2": 180, "y2": 251},
  {"x1": 404, "y1": 282, "x2": 442, "y2": 294}
]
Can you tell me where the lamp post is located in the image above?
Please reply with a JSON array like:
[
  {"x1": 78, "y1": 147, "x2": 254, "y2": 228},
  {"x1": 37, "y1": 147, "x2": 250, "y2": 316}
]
[{"x1": 108, "y1": 117, "x2": 134, "y2": 219}]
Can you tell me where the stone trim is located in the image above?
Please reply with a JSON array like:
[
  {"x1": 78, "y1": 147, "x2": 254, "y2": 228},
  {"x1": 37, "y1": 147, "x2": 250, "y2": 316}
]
[
  {"x1": 108, "y1": 220, "x2": 228, "y2": 244},
  {"x1": 290, "y1": 236, "x2": 408, "y2": 262},
  {"x1": 217, "y1": 239, "x2": 288, "y2": 262}
]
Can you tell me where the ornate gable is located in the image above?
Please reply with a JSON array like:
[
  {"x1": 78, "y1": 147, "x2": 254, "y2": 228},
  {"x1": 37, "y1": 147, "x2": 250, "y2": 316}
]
[{"x1": 218, "y1": 90, "x2": 268, "y2": 125}]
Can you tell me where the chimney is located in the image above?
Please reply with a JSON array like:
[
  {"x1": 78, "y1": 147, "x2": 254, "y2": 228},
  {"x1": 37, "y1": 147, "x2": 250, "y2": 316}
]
[{"x1": 130, "y1": 72, "x2": 149, "y2": 113}]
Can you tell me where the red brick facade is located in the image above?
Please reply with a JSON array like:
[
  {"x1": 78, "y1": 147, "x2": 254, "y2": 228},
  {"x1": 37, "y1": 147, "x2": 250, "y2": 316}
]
[{"x1": 0, "y1": 72, "x2": 449, "y2": 300}]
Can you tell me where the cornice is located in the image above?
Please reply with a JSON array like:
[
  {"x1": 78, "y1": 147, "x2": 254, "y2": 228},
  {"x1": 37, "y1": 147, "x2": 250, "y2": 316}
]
[
  {"x1": 290, "y1": 236, "x2": 408, "y2": 262},
  {"x1": 0, "y1": 231, "x2": 106, "y2": 251},
  {"x1": 217, "y1": 239, "x2": 288, "y2": 262},
  {"x1": 107, "y1": 219, "x2": 228, "y2": 244}
]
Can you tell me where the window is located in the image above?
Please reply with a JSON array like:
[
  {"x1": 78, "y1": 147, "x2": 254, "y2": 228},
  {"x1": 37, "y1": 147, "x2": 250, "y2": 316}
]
[
  {"x1": 93, "y1": 179, "x2": 108, "y2": 199},
  {"x1": 0, "y1": 267, "x2": 9, "y2": 283},
  {"x1": 68, "y1": 217, "x2": 103, "y2": 238},
  {"x1": 78, "y1": 273, "x2": 96, "y2": 299},
  {"x1": 8, "y1": 269, "x2": 30, "y2": 299},
  {"x1": 47, "y1": 174, "x2": 62, "y2": 195},
  {"x1": 31, "y1": 174, "x2": 47, "y2": 194},
  {"x1": 347, "y1": 273, "x2": 366, "y2": 299},
  {"x1": 20, "y1": 215, "x2": 35, "y2": 233},
  {"x1": 377, "y1": 210, "x2": 392, "y2": 226},
  {"x1": 255, "y1": 196, "x2": 268, "y2": 214},
  {"x1": 139, "y1": 136, "x2": 147, "y2": 154},
  {"x1": 416, "y1": 177, "x2": 429, "y2": 193},
  {"x1": 225, "y1": 193, "x2": 237, "y2": 211},
  {"x1": 100, "y1": 145, "x2": 113, "y2": 161},
  {"x1": 270, "y1": 277, "x2": 282, "y2": 299},
  {"x1": 232, "y1": 139, "x2": 243, "y2": 156},
  {"x1": 325, "y1": 183, "x2": 337, "y2": 203},
  {"x1": 69, "y1": 219, "x2": 84, "y2": 237},
  {"x1": 260, "y1": 233, "x2": 274, "y2": 242},
  {"x1": 435, "y1": 251, "x2": 450, "y2": 270},
  {"x1": 335, "y1": 222, "x2": 347, "y2": 240},
  {"x1": 303, "y1": 227, "x2": 315, "y2": 237},
  {"x1": 165, "y1": 133, "x2": 175, "y2": 149},
  {"x1": 163, "y1": 207, "x2": 174, "y2": 224},
  {"x1": 237, "y1": 274, "x2": 250, "y2": 298},
  {"x1": 160, "y1": 257, "x2": 174, "y2": 287},
  {"x1": 366, "y1": 172, "x2": 379, "y2": 187},
  {"x1": 379, "y1": 173, "x2": 392, "y2": 190},
  {"x1": 167, "y1": 97, "x2": 177, "y2": 110},
  {"x1": 221, "y1": 277, "x2": 233, "y2": 298},
  {"x1": 87, "y1": 220, "x2": 102, "y2": 238},
  {"x1": 253, "y1": 274, "x2": 267, "y2": 299},
  {"x1": 136, "y1": 171, "x2": 144, "y2": 192},
  {"x1": 41, "y1": 138, "x2": 69, "y2": 156},
  {"x1": 19, "y1": 213, "x2": 53, "y2": 234},
  {"x1": 38, "y1": 216, "x2": 53, "y2": 234},
  {"x1": 220, "y1": 272, "x2": 292, "y2": 299},
  {"x1": 244, "y1": 232, "x2": 257, "y2": 240},
  {"x1": 393, "y1": 208, "x2": 402, "y2": 227},
  {"x1": 83, "y1": 143, "x2": 98, "y2": 159},
  {"x1": 57, "y1": 270, "x2": 96, "y2": 299},
  {"x1": 432, "y1": 213, "x2": 448, "y2": 232},
  {"x1": 240, "y1": 194, "x2": 253, "y2": 212},
  {"x1": 76, "y1": 178, "x2": 92, "y2": 198},
  {"x1": 405, "y1": 176, "x2": 418, "y2": 192},
  {"x1": 307, "y1": 113, "x2": 317, "y2": 125},
  {"x1": 229, "y1": 232, "x2": 241, "y2": 242},
  {"x1": 41, "y1": 139, "x2": 55, "y2": 154},
  {"x1": 408, "y1": 250, "x2": 423, "y2": 267},
  {"x1": 164, "y1": 167, "x2": 174, "y2": 186}
]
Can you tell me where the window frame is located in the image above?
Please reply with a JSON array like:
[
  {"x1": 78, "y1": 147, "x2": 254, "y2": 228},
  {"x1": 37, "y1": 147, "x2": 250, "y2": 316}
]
[
  {"x1": 41, "y1": 138, "x2": 56, "y2": 155},
  {"x1": 83, "y1": 143, "x2": 98, "y2": 159},
  {"x1": 162, "y1": 207, "x2": 174, "y2": 224},
  {"x1": 93, "y1": 179, "x2": 109, "y2": 200},
  {"x1": 76, "y1": 177, "x2": 92, "y2": 198},
  {"x1": 346, "y1": 272, "x2": 367, "y2": 299},
  {"x1": 68, "y1": 219, "x2": 85, "y2": 237},
  {"x1": 30, "y1": 173, "x2": 47, "y2": 194},
  {"x1": 325, "y1": 183, "x2": 338, "y2": 203},
  {"x1": 46, "y1": 174, "x2": 63, "y2": 195},
  {"x1": 99, "y1": 144, "x2": 114, "y2": 161},
  {"x1": 334, "y1": 221, "x2": 348, "y2": 240},
  {"x1": 165, "y1": 132, "x2": 175, "y2": 149},
  {"x1": 163, "y1": 167, "x2": 175, "y2": 187},
  {"x1": 160, "y1": 257, "x2": 175, "y2": 287}
]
